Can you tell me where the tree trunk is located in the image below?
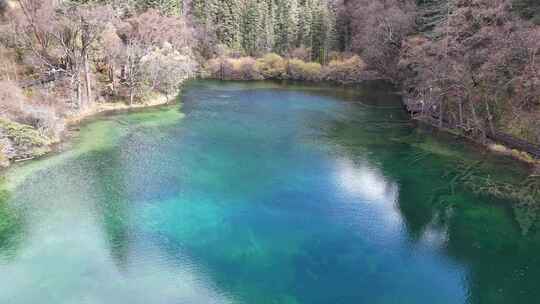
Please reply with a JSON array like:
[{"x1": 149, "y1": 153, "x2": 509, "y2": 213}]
[
  {"x1": 109, "y1": 62, "x2": 115, "y2": 94},
  {"x1": 84, "y1": 52, "x2": 92, "y2": 107},
  {"x1": 458, "y1": 99, "x2": 463, "y2": 126},
  {"x1": 77, "y1": 76, "x2": 83, "y2": 110},
  {"x1": 439, "y1": 98, "x2": 444, "y2": 128},
  {"x1": 484, "y1": 100, "x2": 495, "y2": 136}
]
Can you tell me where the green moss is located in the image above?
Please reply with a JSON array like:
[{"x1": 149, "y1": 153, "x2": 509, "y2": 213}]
[
  {"x1": 413, "y1": 138, "x2": 463, "y2": 159},
  {"x1": 74, "y1": 105, "x2": 184, "y2": 153},
  {"x1": 3, "y1": 104, "x2": 184, "y2": 191},
  {"x1": 0, "y1": 118, "x2": 52, "y2": 158},
  {"x1": 0, "y1": 178, "x2": 22, "y2": 254}
]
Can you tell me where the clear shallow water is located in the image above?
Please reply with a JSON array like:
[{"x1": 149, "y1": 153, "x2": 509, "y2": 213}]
[{"x1": 0, "y1": 80, "x2": 539, "y2": 304}]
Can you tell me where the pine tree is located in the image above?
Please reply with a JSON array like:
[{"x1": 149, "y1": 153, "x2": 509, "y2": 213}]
[
  {"x1": 259, "y1": 0, "x2": 275, "y2": 53},
  {"x1": 242, "y1": 0, "x2": 261, "y2": 55},
  {"x1": 287, "y1": 0, "x2": 299, "y2": 49},
  {"x1": 310, "y1": 1, "x2": 327, "y2": 63},
  {"x1": 189, "y1": 0, "x2": 338, "y2": 58},
  {"x1": 274, "y1": 0, "x2": 296, "y2": 55},
  {"x1": 191, "y1": 0, "x2": 216, "y2": 27},
  {"x1": 214, "y1": 0, "x2": 242, "y2": 49},
  {"x1": 273, "y1": 0, "x2": 286, "y2": 54},
  {"x1": 325, "y1": 1, "x2": 338, "y2": 57},
  {"x1": 133, "y1": 0, "x2": 183, "y2": 15},
  {"x1": 297, "y1": 0, "x2": 313, "y2": 49}
]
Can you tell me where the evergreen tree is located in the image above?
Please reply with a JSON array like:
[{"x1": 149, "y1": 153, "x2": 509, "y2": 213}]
[
  {"x1": 145, "y1": 0, "x2": 183, "y2": 15},
  {"x1": 241, "y1": 0, "x2": 261, "y2": 55},
  {"x1": 259, "y1": 0, "x2": 275, "y2": 53},
  {"x1": 297, "y1": 0, "x2": 313, "y2": 49},
  {"x1": 191, "y1": 0, "x2": 217, "y2": 27},
  {"x1": 273, "y1": 0, "x2": 288, "y2": 55},
  {"x1": 325, "y1": 1, "x2": 338, "y2": 56},
  {"x1": 214, "y1": 0, "x2": 242, "y2": 49},
  {"x1": 287, "y1": 0, "x2": 299, "y2": 49},
  {"x1": 310, "y1": 1, "x2": 327, "y2": 63},
  {"x1": 188, "y1": 0, "x2": 338, "y2": 58},
  {"x1": 272, "y1": 0, "x2": 301, "y2": 54}
]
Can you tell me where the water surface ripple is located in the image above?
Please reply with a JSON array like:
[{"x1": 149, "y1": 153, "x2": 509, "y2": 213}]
[{"x1": 1, "y1": 81, "x2": 539, "y2": 304}]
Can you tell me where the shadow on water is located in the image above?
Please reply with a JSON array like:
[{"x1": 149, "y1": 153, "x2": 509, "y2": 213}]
[
  {"x1": 82, "y1": 149, "x2": 132, "y2": 269},
  {"x1": 320, "y1": 89, "x2": 540, "y2": 303},
  {"x1": 0, "y1": 180, "x2": 24, "y2": 259},
  {"x1": 0, "y1": 106, "x2": 233, "y2": 303}
]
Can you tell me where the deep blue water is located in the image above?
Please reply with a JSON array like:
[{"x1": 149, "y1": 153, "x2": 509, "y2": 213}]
[{"x1": 1, "y1": 81, "x2": 539, "y2": 304}]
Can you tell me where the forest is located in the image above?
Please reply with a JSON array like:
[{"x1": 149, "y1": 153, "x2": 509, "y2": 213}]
[{"x1": 0, "y1": 0, "x2": 539, "y2": 167}]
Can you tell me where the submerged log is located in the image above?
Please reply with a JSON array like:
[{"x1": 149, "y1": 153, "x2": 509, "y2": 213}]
[
  {"x1": 14, "y1": 156, "x2": 35, "y2": 162},
  {"x1": 403, "y1": 97, "x2": 540, "y2": 159},
  {"x1": 487, "y1": 131, "x2": 540, "y2": 159}
]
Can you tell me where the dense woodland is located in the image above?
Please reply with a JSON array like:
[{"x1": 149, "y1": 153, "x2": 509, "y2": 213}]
[{"x1": 0, "y1": 0, "x2": 539, "y2": 167}]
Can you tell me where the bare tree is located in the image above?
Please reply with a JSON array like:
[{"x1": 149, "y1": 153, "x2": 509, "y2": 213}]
[
  {"x1": 12, "y1": 0, "x2": 57, "y2": 71},
  {"x1": 51, "y1": 4, "x2": 113, "y2": 109},
  {"x1": 118, "y1": 9, "x2": 196, "y2": 104},
  {"x1": 341, "y1": 0, "x2": 415, "y2": 80},
  {"x1": 11, "y1": 0, "x2": 113, "y2": 109}
]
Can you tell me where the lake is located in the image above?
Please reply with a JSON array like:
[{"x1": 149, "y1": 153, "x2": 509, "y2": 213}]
[{"x1": 0, "y1": 80, "x2": 539, "y2": 304}]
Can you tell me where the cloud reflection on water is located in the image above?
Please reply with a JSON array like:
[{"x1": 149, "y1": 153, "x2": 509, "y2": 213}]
[
  {"x1": 334, "y1": 157, "x2": 402, "y2": 231},
  {"x1": 0, "y1": 172, "x2": 232, "y2": 304}
]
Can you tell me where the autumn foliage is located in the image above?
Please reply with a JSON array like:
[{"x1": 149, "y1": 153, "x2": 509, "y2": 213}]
[{"x1": 204, "y1": 53, "x2": 369, "y2": 84}]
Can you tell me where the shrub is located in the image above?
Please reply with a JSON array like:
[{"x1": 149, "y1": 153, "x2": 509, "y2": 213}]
[
  {"x1": 287, "y1": 59, "x2": 322, "y2": 82},
  {"x1": 0, "y1": 81, "x2": 64, "y2": 140},
  {"x1": 255, "y1": 53, "x2": 287, "y2": 79},
  {"x1": 0, "y1": 118, "x2": 52, "y2": 149},
  {"x1": 205, "y1": 57, "x2": 236, "y2": 79},
  {"x1": 142, "y1": 44, "x2": 197, "y2": 99},
  {"x1": 0, "y1": 47, "x2": 17, "y2": 81},
  {"x1": 322, "y1": 56, "x2": 367, "y2": 83},
  {"x1": 290, "y1": 47, "x2": 311, "y2": 61},
  {"x1": 205, "y1": 57, "x2": 263, "y2": 80},
  {"x1": 327, "y1": 51, "x2": 357, "y2": 63},
  {"x1": 234, "y1": 57, "x2": 262, "y2": 80},
  {"x1": 21, "y1": 105, "x2": 64, "y2": 141},
  {"x1": 205, "y1": 58, "x2": 225, "y2": 79},
  {"x1": 205, "y1": 53, "x2": 367, "y2": 83},
  {"x1": 0, "y1": 81, "x2": 25, "y2": 118}
]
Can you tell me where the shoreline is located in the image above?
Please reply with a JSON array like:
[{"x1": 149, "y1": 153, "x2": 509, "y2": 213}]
[
  {"x1": 0, "y1": 94, "x2": 172, "y2": 170},
  {"x1": 65, "y1": 94, "x2": 170, "y2": 126},
  {"x1": 0, "y1": 79, "x2": 537, "y2": 207},
  {"x1": 2, "y1": 79, "x2": 539, "y2": 175},
  {"x1": 404, "y1": 100, "x2": 540, "y2": 172}
]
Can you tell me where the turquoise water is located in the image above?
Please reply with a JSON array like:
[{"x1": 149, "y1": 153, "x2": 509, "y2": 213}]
[{"x1": 1, "y1": 81, "x2": 539, "y2": 304}]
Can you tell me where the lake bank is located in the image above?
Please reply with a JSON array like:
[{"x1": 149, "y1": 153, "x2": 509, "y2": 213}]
[
  {"x1": 403, "y1": 97, "x2": 540, "y2": 169},
  {"x1": 0, "y1": 93, "x2": 174, "y2": 170},
  {"x1": 0, "y1": 102, "x2": 184, "y2": 193},
  {"x1": 2, "y1": 80, "x2": 538, "y2": 202},
  {"x1": 3, "y1": 77, "x2": 538, "y2": 177}
]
